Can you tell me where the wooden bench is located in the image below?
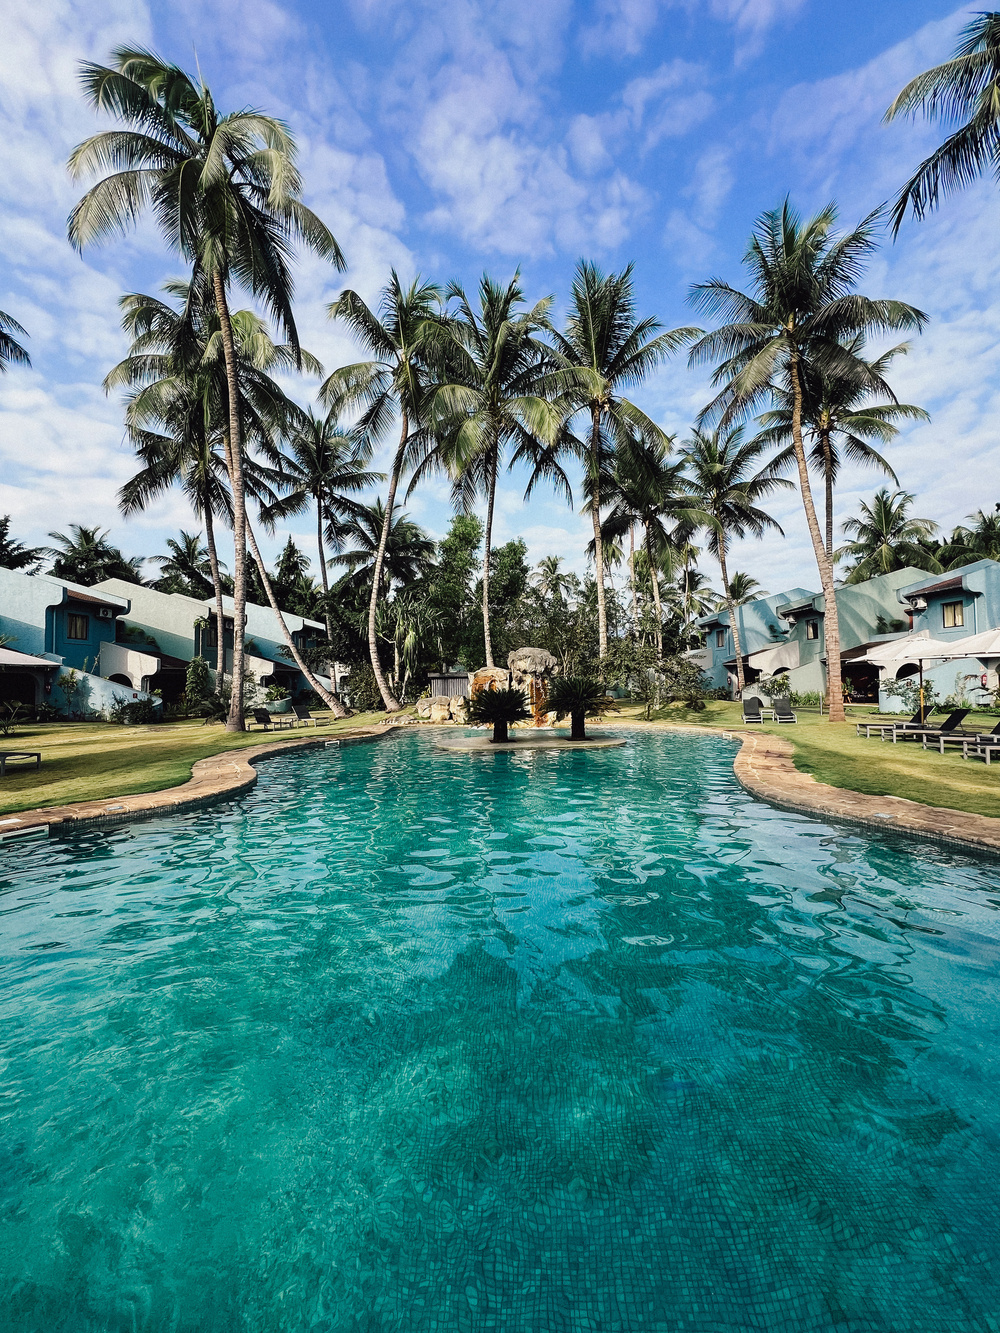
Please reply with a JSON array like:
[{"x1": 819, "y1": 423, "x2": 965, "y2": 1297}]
[{"x1": 0, "y1": 751, "x2": 41, "y2": 776}]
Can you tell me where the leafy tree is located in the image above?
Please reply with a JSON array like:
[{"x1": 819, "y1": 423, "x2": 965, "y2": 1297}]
[
  {"x1": 836, "y1": 487, "x2": 941, "y2": 582},
  {"x1": 45, "y1": 525, "x2": 144, "y2": 586},
  {"x1": 268, "y1": 537, "x2": 321, "y2": 618},
  {"x1": 428, "y1": 274, "x2": 560, "y2": 669},
  {"x1": 466, "y1": 686, "x2": 531, "y2": 743},
  {"x1": 334, "y1": 501, "x2": 435, "y2": 597},
  {"x1": 681, "y1": 427, "x2": 790, "y2": 695},
  {"x1": 546, "y1": 676, "x2": 617, "y2": 740},
  {"x1": 185, "y1": 655, "x2": 213, "y2": 707},
  {"x1": 886, "y1": 13, "x2": 1000, "y2": 232},
  {"x1": 486, "y1": 538, "x2": 531, "y2": 665},
  {"x1": 68, "y1": 46, "x2": 344, "y2": 730},
  {"x1": 422, "y1": 514, "x2": 483, "y2": 669},
  {"x1": 688, "y1": 200, "x2": 926, "y2": 721},
  {"x1": 152, "y1": 531, "x2": 218, "y2": 598},
  {"x1": 325, "y1": 273, "x2": 443, "y2": 711},
  {"x1": 0, "y1": 516, "x2": 43, "y2": 573},
  {"x1": 0, "y1": 311, "x2": 29, "y2": 372},
  {"x1": 550, "y1": 261, "x2": 697, "y2": 659}
]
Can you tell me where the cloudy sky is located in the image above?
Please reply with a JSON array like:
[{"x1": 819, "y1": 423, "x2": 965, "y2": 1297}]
[{"x1": 0, "y1": 0, "x2": 995, "y2": 600}]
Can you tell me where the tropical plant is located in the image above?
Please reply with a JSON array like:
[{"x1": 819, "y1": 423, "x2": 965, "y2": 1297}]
[
  {"x1": 836, "y1": 487, "x2": 941, "y2": 582},
  {"x1": 940, "y1": 505, "x2": 1000, "y2": 567},
  {"x1": 532, "y1": 554, "x2": 572, "y2": 603},
  {"x1": 681, "y1": 427, "x2": 790, "y2": 695},
  {"x1": 68, "y1": 46, "x2": 344, "y2": 730},
  {"x1": 688, "y1": 200, "x2": 926, "y2": 720},
  {"x1": 727, "y1": 572, "x2": 768, "y2": 605},
  {"x1": 546, "y1": 675, "x2": 617, "y2": 740},
  {"x1": 465, "y1": 685, "x2": 531, "y2": 743},
  {"x1": 45, "y1": 525, "x2": 144, "y2": 585},
  {"x1": 886, "y1": 13, "x2": 1000, "y2": 232},
  {"x1": 0, "y1": 516, "x2": 43, "y2": 572},
  {"x1": 550, "y1": 261, "x2": 697, "y2": 660},
  {"x1": 325, "y1": 273, "x2": 443, "y2": 711},
  {"x1": 185, "y1": 655, "x2": 213, "y2": 707},
  {"x1": 753, "y1": 339, "x2": 928, "y2": 556},
  {"x1": 152, "y1": 531, "x2": 218, "y2": 598},
  {"x1": 262, "y1": 407, "x2": 379, "y2": 641},
  {"x1": 333, "y1": 501, "x2": 435, "y2": 595},
  {"x1": 0, "y1": 311, "x2": 29, "y2": 373},
  {"x1": 423, "y1": 274, "x2": 561, "y2": 671}
]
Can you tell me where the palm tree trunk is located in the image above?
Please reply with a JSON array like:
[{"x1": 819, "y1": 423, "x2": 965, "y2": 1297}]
[
  {"x1": 203, "y1": 500, "x2": 226, "y2": 682},
  {"x1": 791, "y1": 356, "x2": 845, "y2": 722},
  {"x1": 645, "y1": 525, "x2": 664, "y2": 660},
  {"x1": 212, "y1": 272, "x2": 249, "y2": 732},
  {"x1": 245, "y1": 519, "x2": 347, "y2": 717},
  {"x1": 368, "y1": 422, "x2": 406, "y2": 712},
  {"x1": 717, "y1": 534, "x2": 746, "y2": 697},
  {"x1": 316, "y1": 500, "x2": 333, "y2": 645},
  {"x1": 482, "y1": 447, "x2": 497, "y2": 669},
  {"x1": 821, "y1": 430, "x2": 835, "y2": 558},
  {"x1": 629, "y1": 525, "x2": 639, "y2": 628},
  {"x1": 590, "y1": 407, "x2": 608, "y2": 659}
]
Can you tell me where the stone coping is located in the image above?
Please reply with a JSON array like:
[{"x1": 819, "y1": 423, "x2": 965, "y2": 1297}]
[
  {"x1": 435, "y1": 733, "x2": 626, "y2": 752},
  {"x1": 0, "y1": 725, "x2": 394, "y2": 841}
]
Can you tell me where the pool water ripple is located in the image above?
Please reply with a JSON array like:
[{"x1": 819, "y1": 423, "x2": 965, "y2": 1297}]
[{"x1": 2, "y1": 728, "x2": 1000, "y2": 1331}]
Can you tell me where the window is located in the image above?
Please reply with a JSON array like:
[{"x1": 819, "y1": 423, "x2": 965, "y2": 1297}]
[
  {"x1": 806, "y1": 620, "x2": 819, "y2": 640},
  {"x1": 716, "y1": 629, "x2": 726, "y2": 648},
  {"x1": 66, "y1": 613, "x2": 89, "y2": 640},
  {"x1": 942, "y1": 600, "x2": 964, "y2": 629}
]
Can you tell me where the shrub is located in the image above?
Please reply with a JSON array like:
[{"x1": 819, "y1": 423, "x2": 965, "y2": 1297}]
[
  {"x1": 185, "y1": 655, "x2": 213, "y2": 705},
  {"x1": 466, "y1": 686, "x2": 531, "y2": 743},
  {"x1": 344, "y1": 663, "x2": 383, "y2": 713},
  {"x1": 106, "y1": 697, "x2": 161, "y2": 725},
  {"x1": 546, "y1": 677, "x2": 617, "y2": 740}
]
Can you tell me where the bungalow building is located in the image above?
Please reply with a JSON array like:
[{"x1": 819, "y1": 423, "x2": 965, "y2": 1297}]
[{"x1": 695, "y1": 588, "x2": 816, "y2": 695}]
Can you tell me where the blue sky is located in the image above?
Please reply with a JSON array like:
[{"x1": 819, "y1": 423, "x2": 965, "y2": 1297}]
[{"x1": 1, "y1": 0, "x2": 995, "y2": 600}]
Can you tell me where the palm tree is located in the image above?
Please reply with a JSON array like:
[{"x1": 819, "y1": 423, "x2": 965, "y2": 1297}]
[
  {"x1": 152, "y1": 531, "x2": 218, "y2": 597},
  {"x1": 688, "y1": 201, "x2": 926, "y2": 721},
  {"x1": 0, "y1": 311, "x2": 29, "y2": 372},
  {"x1": 836, "y1": 488, "x2": 941, "y2": 583},
  {"x1": 68, "y1": 46, "x2": 344, "y2": 730},
  {"x1": 941, "y1": 504, "x2": 1000, "y2": 567},
  {"x1": 550, "y1": 261, "x2": 698, "y2": 660},
  {"x1": 427, "y1": 274, "x2": 559, "y2": 669},
  {"x1": 532, "y1": 555, "x2": 572, "y2": 603},
  {"x1": 262, "y1": 408, "x2": 380, "y2": 644},
  {"x1": 886, "y1": 13, "x2": 1000, "y2": 233},
  {"x1": 681, "y1": 427, "x2": 791, "y2": 696},
  {"x1": 466, "y1": 686, "x2": 531, "y2": 743},
  {"x1": 546, "y1": 676, "x2": 617, "y2": 741},
  {"x1": 333, "y1": 501, "x2": 435, "y2": 596},
  {"x1": 0, "y1": 516, "x2": 43, "y2": 572},
  {"x1": 324, "y1": 273, "x2": 442, "y2": 711},
  {"x1": 726, "y1": 572, "x2": 768, "y2": 605},
  {"x1": 753, "y1": 340, "x2": 928, "y2": 558},
  {"x1": 45, "y1": 525, "x2": 144, "y2": 586}
]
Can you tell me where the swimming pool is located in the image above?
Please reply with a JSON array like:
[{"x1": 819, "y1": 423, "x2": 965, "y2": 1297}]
[{"x1": 2, "y1": 728, "x2": 999, "y2": 1331}]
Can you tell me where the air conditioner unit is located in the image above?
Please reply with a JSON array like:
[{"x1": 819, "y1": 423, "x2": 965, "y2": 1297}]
[{"x1": 97, "y1": 607, "x2": 114, "y2": 619}]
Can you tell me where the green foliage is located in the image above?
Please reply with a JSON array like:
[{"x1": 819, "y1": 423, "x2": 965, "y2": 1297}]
[
  {"x1": 185, "y1": 656, "x2": 213, "y2": 704},
  {"x1": 0, "y1": 515, "x2": 43, "y2": 573},
  {"x1": 546, "y1": 676, "x2": 617, "y2": 738},
  {"x1": 422, "y1": 514, "x2": 484, "y2": 668},
  {"x1": 344, "y1": 662, "x2": 384, "y2": 713},
  {"x1": 0, "y1": 701, "x2": 24, "y2": 737},
  {"x1": 466, "y1": 686, "x2": 531, "y2": 741},
  {"x1": 888, "y1": 677, "x2": 940, "y2": 715},
  {"x1": 106, "y1": 697, "x2": 161, "y2": 725},
  {"x1": 45, "y1": 524, "x2": 144, "y2": 586}
]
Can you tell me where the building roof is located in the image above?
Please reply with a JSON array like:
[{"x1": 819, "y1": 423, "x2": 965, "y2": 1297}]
[{"x1": 0, "y1": 647, "x2": 59, "y2": 669}]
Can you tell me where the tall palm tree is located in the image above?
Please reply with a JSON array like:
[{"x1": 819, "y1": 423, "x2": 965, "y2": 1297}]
[
  {"x1": 532, "y1": 555, "x2": 571, "y2": 603},
  {"x1": 0, "y1": 311, "x2": 29, "y2": 371},
  {"x1": 753, "y1": 340, "x2": 928, "y2": 557},
  {"x1": 0, "y1": 516, "x2": 43, "y2": 573},
  {"x1": 152, "y1": 531, "x2": 219, "y2": 598},
  {"x1": 727, "y1": 572, "x2": 768, "y2": 605},
  {"x1": 262, "y1": 408, "x2": 380, "y2": 645},
  {"x1": 681, "y1": 427, "x2": 791, "y2": 696},
  {"x1": 45, "y1": 525, "x2": 144, "y2": 586},
  {"x1": 688, "y1": 200, "x2": 926, "y2": 720},
  {"x1": 836, "y1": 488, "x2": 941, "y2": 583},
  {"x1": 886, "y1": 13, "x2": 1000, "y2": 232},
  {"x1": 324, "y1": 273, "x2": 442, "y2": 710},
  {"x1": 333, "y1": 501, "x2": 435, "y2": 597},
  {"x1": 550, "y1": 261, "x2": 698, "y2": 659},
  {"x1": 427, "y1": 274, "x2": 559, "y2": 669},
  {"x1": 68, "y1": 46, "x2": 344, "y2": 730},
  {"x1": 941, "y1": 504, "x2": 1000, "y2": 567}
]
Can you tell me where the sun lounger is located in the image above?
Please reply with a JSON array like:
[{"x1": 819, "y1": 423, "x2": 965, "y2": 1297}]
[
  {"x1": 0, "y1": 751, "x2": 41, "y2": 776},
  {"x1": 937, "y1": 718, "x2": 1000, "y2": 755},
  {"x1": 886, "y1": 709, "x2": 969, "y2": 744},
  {"x1": 741, "y1": 697, "x2": 763, "y2": 725},
  {"x1": 856, "y1": 707, "x2": 931, "y2": 739},
  {"x1": 251, "y1": 708, "x2": 294, "y2": 731},
  {"x1": 293, "y1": 705, "x2": 329, "y2": 727},
  {"x1": 772, "y1": 697, "x2": 797, "y2": 724}
]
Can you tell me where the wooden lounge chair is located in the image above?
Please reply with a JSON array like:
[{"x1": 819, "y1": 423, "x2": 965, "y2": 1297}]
[
  {"x1": 293, "y1": 704, "x2": 329, "y2": 727},
  {"x1": 251, "y1": 708, "x2": 294, "y2": 731},
  {"x1": 856, "y1": 707, "x2": 931, "y2": 739},
  {"x1": 772, "y1": 697, "x2": 797, "y2": 724},
  {"x1": 886, "y1": 709, "x2": 969, "y2": 744},
  {"x1": 741, "y1": 697, "x2": 763, "y2": 725},
  {"x1": 0, "y1": 751, "x2": 41, "y2": 776},
  {"x1": 937, "y1": 718, "x2": 1000, "y2": 756}
]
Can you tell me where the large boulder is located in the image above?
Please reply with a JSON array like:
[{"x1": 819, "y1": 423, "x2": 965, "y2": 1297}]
[
  {"x1": 415, "y1": 696, "x2": 433, "y2": 718},
  {"x1": 507, "y1": 647, "x2": 557, "y2": 680},
  {"x1": 469, "y1": 666, "x2": 510, "y2": 694},
  {"x1": 449, "y1": 694, "x2": 468, "y2": 721},
  {"x1": 428, "y1": 696, "x2": 452, "y2": 724}
]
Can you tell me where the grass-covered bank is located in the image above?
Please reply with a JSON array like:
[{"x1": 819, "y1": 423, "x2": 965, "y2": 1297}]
[
  {"x1": 0, "y1": 713, "x2": 389, "y2": 816},
  {"x1": 614, "y1": 700, "x2": 1000, "y2": 820}
]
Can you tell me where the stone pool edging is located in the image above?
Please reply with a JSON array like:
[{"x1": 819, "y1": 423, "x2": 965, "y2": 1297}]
[{"x1": 0, "y1": 724, "x2": 395, "y2": 841}]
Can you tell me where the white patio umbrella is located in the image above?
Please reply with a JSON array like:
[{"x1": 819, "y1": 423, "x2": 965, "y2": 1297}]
[
  {"x1": 935, "y1": 628, "x2": 1000, "y2": 660},
  {"x1": 860, "y1": 635, "x2": 963, "y2": 709}
]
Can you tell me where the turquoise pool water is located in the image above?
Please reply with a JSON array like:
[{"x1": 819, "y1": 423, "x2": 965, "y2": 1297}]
[{"x1": 2, "y1": 728, "x2": 1000, "y2": 1332}]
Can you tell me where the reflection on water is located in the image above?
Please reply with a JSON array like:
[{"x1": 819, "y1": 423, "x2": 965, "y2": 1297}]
[{"x1": 2, "y1": 728, "x2": 1000, "y2": 1331}]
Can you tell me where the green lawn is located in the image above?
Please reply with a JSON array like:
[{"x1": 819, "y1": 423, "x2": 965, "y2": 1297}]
[
  {"x1": 614, "y1": 700, "x2": 1000, "y2": 820},
  {"x1": 0, "y1": 712, "x2": 392, "y2": 815}
]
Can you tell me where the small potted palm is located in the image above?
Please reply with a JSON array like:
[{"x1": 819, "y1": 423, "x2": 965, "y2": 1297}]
[
  {"x1": 546, "y1": 676, "x2": 618, "y2": 741},
  {"x1": 466, "y1": 686, "x2": 531, "y2": 743}
]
